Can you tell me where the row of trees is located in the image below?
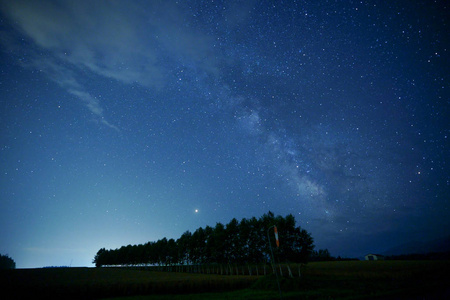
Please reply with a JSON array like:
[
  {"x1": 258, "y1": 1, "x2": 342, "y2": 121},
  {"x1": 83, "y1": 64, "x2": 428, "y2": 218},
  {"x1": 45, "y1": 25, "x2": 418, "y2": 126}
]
[
  {"x1": 0, "y1": 254, "x2": 16, "y2": 269},
  {"x1": 94, "y1": 212, "x2": 314, "y2": 267},
  {"x1": 309, "y1": 249, "x2": 358, "y2": 261}
]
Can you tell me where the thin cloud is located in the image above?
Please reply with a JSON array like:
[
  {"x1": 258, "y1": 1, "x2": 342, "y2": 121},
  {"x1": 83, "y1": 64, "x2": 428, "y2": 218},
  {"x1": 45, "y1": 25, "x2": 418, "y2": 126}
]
[
  {"x1": 67, "y1": 88, "x2": 119, "y2": 132},
  {"x1": 0, "y1": 0, "x2": 218, "y2": 130}
]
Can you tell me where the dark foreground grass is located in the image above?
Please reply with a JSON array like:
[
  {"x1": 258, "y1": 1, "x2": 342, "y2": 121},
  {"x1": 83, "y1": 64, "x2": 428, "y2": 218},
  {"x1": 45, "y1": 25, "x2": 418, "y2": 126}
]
[
  {"x1": 1, "y1": 261, "x2": 450, "y2": 299},
  {"x1": 0, "y1": 268, "x2": 256, "y2": 299},
  {"x1": 104, "y1": 261, "x2": 450, "y2": 300}
]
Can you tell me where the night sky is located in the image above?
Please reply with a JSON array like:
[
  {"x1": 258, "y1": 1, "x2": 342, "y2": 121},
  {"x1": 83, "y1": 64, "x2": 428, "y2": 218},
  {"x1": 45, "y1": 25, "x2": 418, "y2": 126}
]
[{"x1": 0, "y1": 1, "x2": 448, "y2": 268}]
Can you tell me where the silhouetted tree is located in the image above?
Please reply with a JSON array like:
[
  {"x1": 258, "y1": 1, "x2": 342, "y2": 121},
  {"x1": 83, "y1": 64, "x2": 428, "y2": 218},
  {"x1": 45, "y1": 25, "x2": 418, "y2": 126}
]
[
  {"x1": 0, "y1": 254, "x2": 16, "y2": 269},
  {"x1": 203, "y1": 225, "x2": 214, "y2": 264},
  {"x1": 210, "y1": 223, "x2": 227, "y2": 263},
  {"x1": 190, "y1": 227, "x2": 207, "y2": 264},
  {"x1": 176, "y1": 231, "x2": 192, "y2": 264},
  {"x1": 246, "y1": 216, "x2": 266, "y2": 263},
  {"x1": 310, "y1": 249, "x2": 333, "y2": 261}
]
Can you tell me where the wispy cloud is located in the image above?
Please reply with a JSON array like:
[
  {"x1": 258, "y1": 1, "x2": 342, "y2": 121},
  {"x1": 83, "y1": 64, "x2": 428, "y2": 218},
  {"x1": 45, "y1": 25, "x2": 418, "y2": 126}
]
[
  {"x1": 68, "y1": 89, "x2": 119, "y2": 131},
  {"x1": 0, "y1": 0, "x2": 218, "y2": 130}
]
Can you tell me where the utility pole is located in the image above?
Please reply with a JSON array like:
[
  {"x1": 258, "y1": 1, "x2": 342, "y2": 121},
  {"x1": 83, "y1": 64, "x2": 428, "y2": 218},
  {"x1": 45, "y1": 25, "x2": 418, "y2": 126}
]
[{"x1": 267, "y1": 225, "x2": 282, "y2": 299}]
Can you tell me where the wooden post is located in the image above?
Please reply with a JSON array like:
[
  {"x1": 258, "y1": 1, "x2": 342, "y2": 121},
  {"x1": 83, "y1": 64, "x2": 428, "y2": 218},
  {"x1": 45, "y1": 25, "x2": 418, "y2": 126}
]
[{"x1": 287, "y1": 265, "x2": 293, "y2": 278}]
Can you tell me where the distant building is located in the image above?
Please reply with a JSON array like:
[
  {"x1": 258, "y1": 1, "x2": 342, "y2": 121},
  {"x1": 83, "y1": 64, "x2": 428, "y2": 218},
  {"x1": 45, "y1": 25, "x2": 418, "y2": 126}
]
[{"x1": 365, "y1": 254, "x2": 385, "y2": 261}]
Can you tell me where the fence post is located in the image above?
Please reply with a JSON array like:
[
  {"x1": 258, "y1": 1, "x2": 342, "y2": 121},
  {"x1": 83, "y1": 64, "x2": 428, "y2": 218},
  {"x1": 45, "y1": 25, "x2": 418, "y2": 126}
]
[{"x1": 287, "y1": 265, "x2": 293, "y2": 278}]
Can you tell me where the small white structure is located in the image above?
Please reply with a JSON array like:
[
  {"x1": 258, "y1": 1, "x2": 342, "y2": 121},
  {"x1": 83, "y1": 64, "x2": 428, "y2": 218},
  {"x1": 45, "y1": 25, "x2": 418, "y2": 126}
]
[{"x1": 365, "y1": 254, "x2": 385, "y2": 261}]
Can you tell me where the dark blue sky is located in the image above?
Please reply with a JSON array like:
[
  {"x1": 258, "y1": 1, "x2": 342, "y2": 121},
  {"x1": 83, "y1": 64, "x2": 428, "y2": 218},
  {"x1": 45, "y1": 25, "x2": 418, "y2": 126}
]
[{"x1": 0, "y1": 0, "x2": 448, "y2": 268}]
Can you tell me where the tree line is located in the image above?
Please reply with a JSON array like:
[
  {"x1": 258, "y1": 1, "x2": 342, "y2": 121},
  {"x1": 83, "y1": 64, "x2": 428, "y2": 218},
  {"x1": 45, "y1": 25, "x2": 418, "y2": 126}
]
[{"x1": 93, "y1": 211, "x2": 314, "y2": 267}]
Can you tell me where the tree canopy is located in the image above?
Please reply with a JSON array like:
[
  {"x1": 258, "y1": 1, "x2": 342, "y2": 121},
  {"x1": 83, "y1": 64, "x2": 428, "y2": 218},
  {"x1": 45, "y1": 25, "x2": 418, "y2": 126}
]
[
  {"x1": 0, "y1": 254, "x2": 16, "y2": 269},
  {"x1": 93, "y1": 211, "x2": 314, "y2": 267}
]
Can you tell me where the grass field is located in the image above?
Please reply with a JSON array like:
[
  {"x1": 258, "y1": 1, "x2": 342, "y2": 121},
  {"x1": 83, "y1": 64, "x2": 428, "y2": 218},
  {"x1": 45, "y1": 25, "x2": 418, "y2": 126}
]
[{"x1": 1, "y1": 261, "x2": 449, "y2": 299}]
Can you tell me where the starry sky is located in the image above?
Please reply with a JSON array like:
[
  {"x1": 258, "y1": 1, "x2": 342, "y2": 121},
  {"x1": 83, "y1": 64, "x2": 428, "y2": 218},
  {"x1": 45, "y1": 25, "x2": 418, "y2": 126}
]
[{"x1": 0, "y1": 0, "x2": 448, "y2": 268}]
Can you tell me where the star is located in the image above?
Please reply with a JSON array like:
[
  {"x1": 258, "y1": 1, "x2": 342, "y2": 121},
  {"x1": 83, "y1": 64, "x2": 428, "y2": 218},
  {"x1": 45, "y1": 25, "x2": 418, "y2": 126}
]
[{"x1": 0, "y1": 0, "x2": 447, "y2": 268}]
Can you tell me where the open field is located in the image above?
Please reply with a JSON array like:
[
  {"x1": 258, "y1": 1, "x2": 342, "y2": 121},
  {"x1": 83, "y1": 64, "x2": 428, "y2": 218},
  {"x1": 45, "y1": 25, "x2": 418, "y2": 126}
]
[
  {"x1": 1, "y1": 261, "x2": 449, "y2": 299},
  {"x1": 0, "y1": 267, "x2": 255, "y2": 299}
]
